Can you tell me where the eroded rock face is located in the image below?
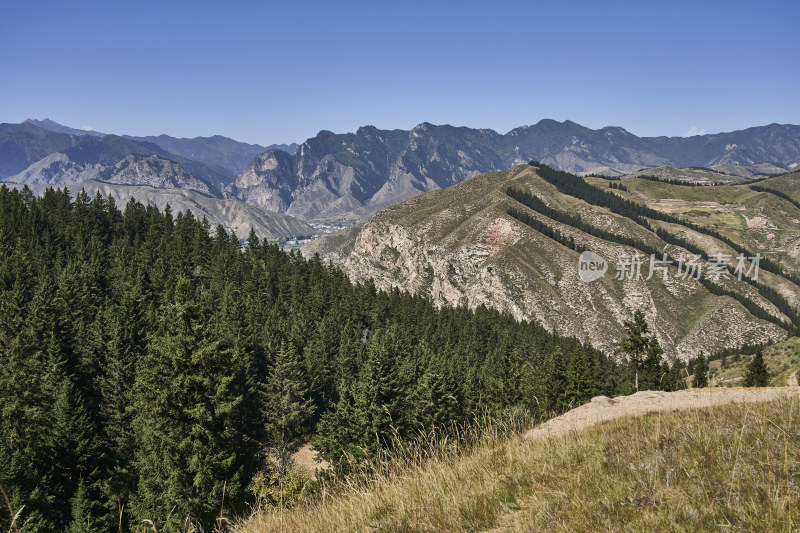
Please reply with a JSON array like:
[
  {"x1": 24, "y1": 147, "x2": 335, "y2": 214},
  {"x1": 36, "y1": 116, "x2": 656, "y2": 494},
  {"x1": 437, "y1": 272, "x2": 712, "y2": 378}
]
[
  {"x1": 8, "y1": 152, "x2": 219, "y2": 197},
  {"x1": 310, "y1": 214, "x2": 785, "y2": 360},
  {"x1": 101, "y1": 155, "x2": 218, "y2": 196},
  {"x1": 226, "y1": 150, "x2": 297, "y2": 212}
]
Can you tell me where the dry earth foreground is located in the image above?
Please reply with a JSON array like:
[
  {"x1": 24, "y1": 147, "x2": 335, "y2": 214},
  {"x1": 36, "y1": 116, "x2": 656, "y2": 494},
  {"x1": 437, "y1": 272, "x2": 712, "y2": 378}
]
[{"x1": 239, "y1": 387, "x2": 800, "y2": 532}]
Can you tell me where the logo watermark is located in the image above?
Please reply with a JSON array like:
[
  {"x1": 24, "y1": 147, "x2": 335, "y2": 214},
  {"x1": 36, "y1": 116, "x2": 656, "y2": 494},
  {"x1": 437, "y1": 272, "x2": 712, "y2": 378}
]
[
  {"x1": 578, "y1": 250, "x2": 608, "y2": 282},
  {"x1": 577, "y1": 251, "x2": 761, "y2": 283}
]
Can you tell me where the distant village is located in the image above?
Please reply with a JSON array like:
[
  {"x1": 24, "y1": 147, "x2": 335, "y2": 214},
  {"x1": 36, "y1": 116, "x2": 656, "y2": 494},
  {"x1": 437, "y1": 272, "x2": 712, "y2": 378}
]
[{"x1": 275, "y1": 220, "x2": 353, "y2": 248}]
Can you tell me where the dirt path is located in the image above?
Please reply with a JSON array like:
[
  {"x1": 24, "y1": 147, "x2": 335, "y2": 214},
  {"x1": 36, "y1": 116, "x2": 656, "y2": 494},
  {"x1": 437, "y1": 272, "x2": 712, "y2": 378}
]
[
  {"x1": 789, "y1": 371, "x2": 799, "y2": 387},
  {"x1": 524, "y1": 387, "x2": 800, "y2": 441}
]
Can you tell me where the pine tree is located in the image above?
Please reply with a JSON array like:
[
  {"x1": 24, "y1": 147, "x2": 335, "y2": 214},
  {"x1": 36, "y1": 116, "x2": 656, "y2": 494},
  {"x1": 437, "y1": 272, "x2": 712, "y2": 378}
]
[
  {"x1": 46, "y1": 376, "x2": 107, "y2": 531},
  {"x1": 693, "y1": 352, "x2": 709, "y2": 388},
  {"x1": 100, "y1": 278, "x2": 147, "y2": 523},
  {"x1": 549, "y1": 347, "x2": 568, "y2": 411},
  {"x1": 639, "y1": 342, "x2": 664, "y2": 390},
  {"x1": 565, "y1": 347, "x2": 593, "y2": 405},
  {"x1": 410, "y1": 347, "x2": 461, "y2": 430},
  {"x1": 132, "y1": 277, "x2": 250, "y2": 529},
  {"x1": 662, "y1": 359, "x2": 687, "y2": 391},
  {"x1": 262, "y1": 341, "x2": 314, "y2": 504},
  {"x1": 481, "y1": 335, "x2": 519, "y2": 410},
  {"x1": 315, "y1": 332, "x2": 403, "y2": 467},
  {"x1": 744, "y1": 350, "x2": 770, "y2": 387},
  {"x1": 614, "y1": 310, "x2": 661, "y2": 391},
  {"x1": 303, "y1": 313, "x2": 341, "y2": 419},
  {"x1": 520, "y1": 355, "x2": 549, "y2": 419}
]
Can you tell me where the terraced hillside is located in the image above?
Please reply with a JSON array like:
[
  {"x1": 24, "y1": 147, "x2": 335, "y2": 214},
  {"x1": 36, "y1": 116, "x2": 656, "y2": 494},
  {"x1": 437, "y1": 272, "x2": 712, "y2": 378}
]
[
  {"x1": 621, "y1": 165, "x2": 747, "y2": 185},
  {"x1": 306, "y1": 164, "x2": 800, "y2": 358}
]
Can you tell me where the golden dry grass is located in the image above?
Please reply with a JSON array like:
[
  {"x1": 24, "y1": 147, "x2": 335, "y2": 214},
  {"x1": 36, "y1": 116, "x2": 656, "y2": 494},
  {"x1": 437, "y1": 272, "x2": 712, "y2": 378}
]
[{"x1": 236, "y1": 393, "x2": 800, "y2": 532}]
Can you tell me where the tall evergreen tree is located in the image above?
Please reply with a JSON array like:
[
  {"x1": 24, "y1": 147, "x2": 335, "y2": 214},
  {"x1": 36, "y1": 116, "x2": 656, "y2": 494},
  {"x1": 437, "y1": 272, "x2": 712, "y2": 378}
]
[
  {"x1": 410, "y1": 347, "x2": 462, "y2": 431},
  {"x1": 693, "y1": 352, "x2": 709, "y2": 388},
  {"x1": 614, "y1": 310, "x2": 661, "y2": 391},
  {"x1": 262, "y1": 341, "x2": 314, "y2": 500},
  {"x1": 132, "y1": 278, "x2": 250, "y2": 529},
  {"x1": 565, "y1": 347, "x2": 594, "y2": 405},
  {"x1": 743, "y1": 350, "x2": 770, "y2": 387},
  {"x1": 315, "y1": 332, "x2": 404, "y2": 467}
]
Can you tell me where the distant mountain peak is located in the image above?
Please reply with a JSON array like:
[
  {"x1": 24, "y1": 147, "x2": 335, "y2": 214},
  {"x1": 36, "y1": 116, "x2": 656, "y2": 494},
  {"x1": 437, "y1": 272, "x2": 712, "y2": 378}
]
[
  {"x1": 23, "y1": 118, "x2": 104, "y2": 137},
  {"x1": 600, "y1": 126, "x2": 632, "y2": 136}
]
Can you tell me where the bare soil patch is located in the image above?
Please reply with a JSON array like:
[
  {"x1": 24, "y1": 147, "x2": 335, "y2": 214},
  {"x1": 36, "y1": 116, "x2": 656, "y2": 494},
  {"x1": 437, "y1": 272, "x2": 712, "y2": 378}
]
[{"x1": 525, "y1": 387, "x2": 799, "y2": 441}]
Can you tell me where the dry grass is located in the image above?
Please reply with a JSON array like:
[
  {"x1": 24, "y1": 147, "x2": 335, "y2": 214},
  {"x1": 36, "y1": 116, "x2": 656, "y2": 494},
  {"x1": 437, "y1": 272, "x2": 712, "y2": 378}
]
[{"x1": 236, "y1": 395, "x2": 800, "y2": 532}]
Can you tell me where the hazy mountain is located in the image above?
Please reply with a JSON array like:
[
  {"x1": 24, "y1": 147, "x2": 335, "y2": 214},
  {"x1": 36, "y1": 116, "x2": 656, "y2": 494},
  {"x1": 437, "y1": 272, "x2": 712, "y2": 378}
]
[
  {"x1": 1, "y1": 124, "x2": 230, "y2": 195},
  {"x1": 16, "y1": 119, "x2": 295, "y2": 187},
  {"x1": 23, "y1": 118, "x2": 104, "y2": 137},
  {"x1": 126, "y1": 134, "x2": 297, "y2": 182},
  {"x1": 7, "y1": 119, "x2": 800, "y2": 225},
  {"x1": 97, "y1": 155, "x2": 219, "y2": 195},
  {"x1": 228, "y1": 121, "x2": 800, "y2": 222},
  {"x1": 8, "y1": 151, "x2": 220, "y2": 196},
  {"x1": 0, "y1": 122, "x2": 78, "y2": 178},
  {"x1": 306, "y1": 164, "x2": 800, "y2": 358}
]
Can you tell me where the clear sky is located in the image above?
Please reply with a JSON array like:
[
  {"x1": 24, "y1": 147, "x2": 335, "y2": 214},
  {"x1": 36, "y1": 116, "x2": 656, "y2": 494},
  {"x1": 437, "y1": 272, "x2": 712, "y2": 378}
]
[{"x1": 1, "y1": 0, "x2": 798, "y2": 145}]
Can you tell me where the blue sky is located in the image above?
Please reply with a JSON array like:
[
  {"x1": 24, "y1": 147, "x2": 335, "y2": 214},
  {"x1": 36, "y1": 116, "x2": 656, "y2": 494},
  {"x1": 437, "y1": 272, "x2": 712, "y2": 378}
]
[{"x1": 1, "y1": 0, "x2": 798, "y2": 145}]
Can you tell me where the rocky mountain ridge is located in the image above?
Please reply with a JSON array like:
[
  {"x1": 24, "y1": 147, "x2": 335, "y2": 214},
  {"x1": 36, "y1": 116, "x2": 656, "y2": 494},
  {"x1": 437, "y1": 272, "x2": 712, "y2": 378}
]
[
  {"x1": 1, "y1": 122, "x2": 313, "y2": 239},
  {"x1": 21, "y1": 118, "x2": 295, "y2": 181},
  {"x1": 0, "y1": 123, "x2": 231, "y2": 190},
  {"x1": 6, "y1": 119, "x2": 800, "y2": 229},
  {"x1": 231, "y1": 120, "x2": 800, "y2": 222}
]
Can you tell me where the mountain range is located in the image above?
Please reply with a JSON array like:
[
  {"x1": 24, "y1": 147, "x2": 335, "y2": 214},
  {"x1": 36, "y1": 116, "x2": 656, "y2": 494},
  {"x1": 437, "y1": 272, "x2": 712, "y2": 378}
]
[
  {"x1": 16, "y1": 118, "x2": 297, "y2": 187},
  {"x1": 4, "y1": 118, "x2": 800, "y2": 231},
  {"x1": 0, "y1": 121, "x2": 310, "y2": 239},
  {"x1": 227, "y1": 120, "x2": 800, "y2": 222}
]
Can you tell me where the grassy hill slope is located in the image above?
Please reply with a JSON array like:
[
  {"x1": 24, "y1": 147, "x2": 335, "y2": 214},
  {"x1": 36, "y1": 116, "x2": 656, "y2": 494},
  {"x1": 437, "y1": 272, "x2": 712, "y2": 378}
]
[
  {"x1": 238, "y1": 389, "x2": 800, "y2": 532},
  {"x1": 709, "y1": 336, "x2": 800, "y2": 387},
  {"x1": 621, "y1": 165, "x2": 748, "y2": 185}
]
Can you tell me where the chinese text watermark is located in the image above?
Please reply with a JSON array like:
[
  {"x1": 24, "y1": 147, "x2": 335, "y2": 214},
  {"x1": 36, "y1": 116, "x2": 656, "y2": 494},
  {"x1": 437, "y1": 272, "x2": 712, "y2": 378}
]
[{"x1": 578, "y1": 251, "x2": 761, "y2": 282}]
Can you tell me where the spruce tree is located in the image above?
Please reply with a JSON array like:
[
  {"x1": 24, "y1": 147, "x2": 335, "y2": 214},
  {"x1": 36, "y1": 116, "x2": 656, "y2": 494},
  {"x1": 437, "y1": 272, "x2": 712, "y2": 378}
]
[
  {"x1": 693, "y1": 352, "x2": 709, "y2": 388},
  {"x1": 132, "y1": 277, "x2": 250, "y2": 529},
  {"x1": 614, "y1": 310, "x2": 661, "y2": 391},
  {"x1": 262, "y1": 341, "x2": 314, "y2": 501},
  {"x1": 315, "y1": 332, "x2": 403, "y2": 467},
  {"x1": 565, "y1": 347, "x2": 593, "y2": 405},
  {"x1": 47, "y1": 377, "x2": 105, "y2": 530},
  {"x1": 639, "y1": 343, "x2": 664, "y2": 390},
  {"x1": 549, "y1": 347, "x2": 568, "y2": 411},
  {"x1": 410, "y1": 348, "x2": 461, "y2": 431},
  {"x1": 744, "y1": 350, "x2": 770, "y2": 387}
]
